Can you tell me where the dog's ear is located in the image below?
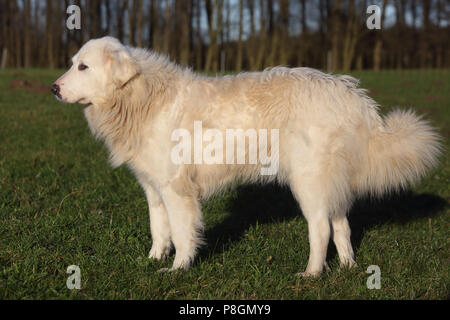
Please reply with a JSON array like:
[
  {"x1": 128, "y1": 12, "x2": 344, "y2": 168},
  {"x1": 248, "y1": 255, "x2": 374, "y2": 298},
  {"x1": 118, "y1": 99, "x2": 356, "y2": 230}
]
[{"x1": 105, "y1": 46, "x2": 140, "y2": 88}]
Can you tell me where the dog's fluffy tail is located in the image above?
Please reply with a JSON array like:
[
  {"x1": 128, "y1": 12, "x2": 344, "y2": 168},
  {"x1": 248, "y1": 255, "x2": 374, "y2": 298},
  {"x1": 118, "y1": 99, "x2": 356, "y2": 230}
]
[{"x1": 354, "y1": 109, "x2": 442, "y2": 196}]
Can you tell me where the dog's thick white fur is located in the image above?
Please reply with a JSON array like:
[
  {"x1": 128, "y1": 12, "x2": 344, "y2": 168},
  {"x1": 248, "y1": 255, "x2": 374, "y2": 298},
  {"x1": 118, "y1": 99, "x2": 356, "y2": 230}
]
[{"x1": 54, "y1": 37, "x2": 441, "y2": 276}]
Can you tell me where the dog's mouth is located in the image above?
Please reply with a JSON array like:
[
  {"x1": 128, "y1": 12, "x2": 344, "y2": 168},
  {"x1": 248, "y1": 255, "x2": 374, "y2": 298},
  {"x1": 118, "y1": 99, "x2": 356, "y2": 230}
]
[
  {"x1": 53, "y1": 92, "x2": 63, "y2": 100},
  {"x1": 53, "y1": 94, "x2": 90, "y2": 107},
  {"x1": 75, "y1": 97, "x2": 90, "y2": 105},
  {"x1": 78, "y1": 96, "x2": 97, "y2": 107}
]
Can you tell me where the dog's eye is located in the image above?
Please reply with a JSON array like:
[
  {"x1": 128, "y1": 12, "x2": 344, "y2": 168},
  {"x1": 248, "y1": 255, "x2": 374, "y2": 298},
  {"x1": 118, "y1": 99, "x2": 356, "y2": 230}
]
[{"x1": 78, "y1": 64, "x2": 88, "y2": 71}]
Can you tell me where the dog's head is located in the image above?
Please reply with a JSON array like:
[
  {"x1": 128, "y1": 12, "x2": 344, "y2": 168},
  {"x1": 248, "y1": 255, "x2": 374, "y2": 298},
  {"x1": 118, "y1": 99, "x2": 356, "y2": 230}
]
[{"x1": 52, "y1": 36, "x2": 140, "y2": 104}]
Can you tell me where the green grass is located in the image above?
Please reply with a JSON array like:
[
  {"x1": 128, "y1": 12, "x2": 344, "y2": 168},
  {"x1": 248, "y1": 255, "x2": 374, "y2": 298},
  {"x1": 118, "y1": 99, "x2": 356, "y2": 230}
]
[{"x1": 0, "y1": 68, "x2": 448, "y2": 300}]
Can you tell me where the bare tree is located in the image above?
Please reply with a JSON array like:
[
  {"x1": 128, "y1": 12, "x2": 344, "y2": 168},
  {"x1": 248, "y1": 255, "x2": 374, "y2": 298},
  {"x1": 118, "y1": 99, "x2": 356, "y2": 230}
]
[
  {"x1": 373, "y1": 0, "x2": 388, "y2": 71},
  {"x1": 162, "y1": 0, "x2": 172, "y2": 55},
  {"x1": 236, "y1": 0, "x2": 244, "y2": 72},
  {"x1": 342, "y1": 0, "x2": 361, "y2": 70},
  {"x1": 204, "y1": 0, "x2": 223, "y2": 73},
  {"x1": 136, "y1": 0, "x2": 145, "y2": 47},
  {"x1": 194, "y1": 0, "x2": 203, "y2": 70},
  {"x1": 46, "y1": 0, "x2": 55, "y2": 68},
  {"x1": 1, "y1": 1, "x2": 11, "y2": 68},
  {"x1": 279, "y1": 0, "x2": 290, "y2": 66},
  {"x1": 330, "y1": 0, "x2": 342, "y2": 71},
  {"x1": 419, "y1": 0, "x2": 431, "y2": 68},
  {"x1": 128, "y1": 0, "x2": 141, "y2": 46},
  {"x1": 297, "y1": 0, "x2": 308, "y2": 66},
  {"x1": 177, "y1": 0, "x2": 193, "y2": 66},
  {"x1": 148, "y1": 0, "x2": 158, "y2": 49},
  {"x1": 245, "y1": 0, "x2": 257, "y2": 70},
  {"x1": 254, "y1": 0, "x2": 267, "y2": 69},
  {"x1": 117, "y1": 0, "x2": 127, "y2": 44},
  {"x1": 1, "y1": 0, "x2": 449, "y2": 70},
  {"x1": 23, "y1": 0, "x2": 31, "y2": 68},
  {"x1": 266, "y1": 0, "x2": 279, "y2": 67},
  {"x1": 88, "y1": 0, "x2": 102, "y2": 39}
]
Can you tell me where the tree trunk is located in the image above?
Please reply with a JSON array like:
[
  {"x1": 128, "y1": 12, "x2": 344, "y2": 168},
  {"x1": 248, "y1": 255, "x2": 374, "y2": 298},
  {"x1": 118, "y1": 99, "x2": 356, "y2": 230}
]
[
  {"x1": 330, "y1": 0, "x2": 342, "y2": 71},
  {"x1": 128, "y1": 0, "x2": 137, "y2": 46},
  {"x1": 279, "y1": 0, "x2": 290, "y2": 66},
  {"x1": 178, "y1": 0, "x2": 192, "y2": 66},
  {"x1": 1, "y1": 1, "x2": 11, "y2": 68},
  {"x1": 297, "y1": 0, "x2": 308, "y2": 66},
  {"x1": 10, "y1": 0, "x2": 21, "y2": 67},
  {"x1": 194, "y1": 0, "x2": 203, "y2": 70},
  {"x1": 373, "y1": 0, "x2": 387, "y2": 71},
  {"x1": 89, "y1": 0, "x2": 102, "y2": 39},
  {"x1": 420, "y1": 0, "x2": 431, "y2": 68},
  {"x1": 245, "y1": 0, "x2": 257, "y2": 70},
  {"x1": 162, "y1": 0, "x2": 171, "y2": 55},
  {"x1": 117, "y1": 0, "x2": 126, "y2": 44},
  {"x1": 342, "y1": 0, "x2": 361, "y2": 70},
  {"x1": 236, "y1": 0, "x2": 243, "y2": 72},
  {"x1": 148, "y1": 0, "x2": 157, "y2": 48},
  {"x1": 266, "y1": 0, "x2": 278, "y2": 67},
  {"x1": 23, "y1": 0, "x2": 31, "y2": 68},
  {"x1": 254, "y1": 0, "x2": 267, "y2": 69},
  {"x1": 204, "y1": 0, "x2": 221, "y2": 73},
  {"x1": 104, "y1": 0, "x2": 111, "y2": 35},
  {"x1": 136, "y1": 0, "x2": 144, "y2": 47},
  {"x1": 46, "y1": 0, "x2": 54, "y2": 68}
]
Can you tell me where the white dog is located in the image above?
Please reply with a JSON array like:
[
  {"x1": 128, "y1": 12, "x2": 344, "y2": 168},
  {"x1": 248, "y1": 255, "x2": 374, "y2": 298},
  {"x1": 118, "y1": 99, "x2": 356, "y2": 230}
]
[{"x1": 52, "y1": 37, "x2": 441, "y2": 277}]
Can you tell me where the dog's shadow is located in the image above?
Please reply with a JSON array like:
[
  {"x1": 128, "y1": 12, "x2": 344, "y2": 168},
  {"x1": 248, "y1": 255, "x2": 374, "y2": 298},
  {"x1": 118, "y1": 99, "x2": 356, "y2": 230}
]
[{"x1": 199, "y1": 183, "x2": 448, "y2": 264}]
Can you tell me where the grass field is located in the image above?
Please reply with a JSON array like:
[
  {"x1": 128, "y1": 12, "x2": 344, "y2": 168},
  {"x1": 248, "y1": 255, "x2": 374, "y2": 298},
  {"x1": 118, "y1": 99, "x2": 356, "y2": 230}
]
[{"x1": 0, "y1": 68, "x2": 448, "y2": 300}]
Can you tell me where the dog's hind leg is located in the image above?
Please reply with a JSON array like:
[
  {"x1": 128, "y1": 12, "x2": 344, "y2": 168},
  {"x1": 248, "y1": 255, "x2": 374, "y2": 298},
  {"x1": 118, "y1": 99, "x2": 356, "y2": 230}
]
[
  {"x1": 159, "y1": 183, "x2": 204, "y2": 272},
  {"x1": 288, "y1": 146, "x2": 352, "y2": 277},
  {"x1": 290, "y1": 174, "x2": 332, "y2": 277},
  {"x1": 331, "y1": 215, "x2": 356, "y2": 269}
]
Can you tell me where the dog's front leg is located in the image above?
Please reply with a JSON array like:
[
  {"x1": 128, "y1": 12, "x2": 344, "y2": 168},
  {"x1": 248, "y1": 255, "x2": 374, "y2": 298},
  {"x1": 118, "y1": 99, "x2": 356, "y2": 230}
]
[
  {"x1": 159, "y1": 184, "x2": 204, "y2": 272},
  {"x1": 141, "y1": 183, "x2": 172, "y2": 261}
]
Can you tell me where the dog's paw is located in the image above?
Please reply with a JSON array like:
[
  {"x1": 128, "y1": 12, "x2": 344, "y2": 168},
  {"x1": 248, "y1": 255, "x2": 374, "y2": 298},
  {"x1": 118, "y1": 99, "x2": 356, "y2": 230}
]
[
  {"x1": 156, "y1": 267, "x2": 171, "y2": 273},
  {"x1": 148, "y1": 244, "x2": 171, "y2": 261},
  {"x1": 296, "y1": 262, "x2": 329, "y2": 278},
  {"x1": 157, "y1": 267, "x2": 183, "y2": 274},
  {"x1": 339, "y1": 259, "x2": 357, "y2": 270},
  {"x1": 296, "y1": 271, "x2": 322, "y2": 278}
]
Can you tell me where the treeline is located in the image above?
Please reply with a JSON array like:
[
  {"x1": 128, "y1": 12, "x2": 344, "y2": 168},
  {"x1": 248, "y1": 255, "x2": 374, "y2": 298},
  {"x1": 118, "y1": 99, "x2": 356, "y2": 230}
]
[{"x1": 0, "y1": 0, "x2": 449, "y2": 71}]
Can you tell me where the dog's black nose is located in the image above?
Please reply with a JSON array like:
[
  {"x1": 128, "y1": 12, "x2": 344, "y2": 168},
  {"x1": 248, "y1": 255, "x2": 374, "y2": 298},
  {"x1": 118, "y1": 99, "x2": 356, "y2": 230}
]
[{"x1": 51, "y1": 83, "x2": 60, "y2": 95}]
